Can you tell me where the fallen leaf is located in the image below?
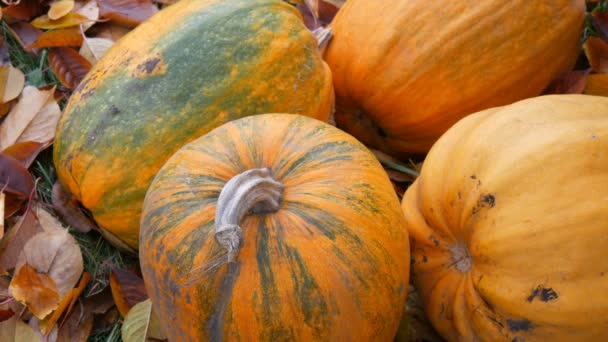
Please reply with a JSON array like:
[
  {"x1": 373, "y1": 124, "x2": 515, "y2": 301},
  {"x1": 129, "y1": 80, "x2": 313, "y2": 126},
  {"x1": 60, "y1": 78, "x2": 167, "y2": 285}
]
[
  {"x1": 51, "y1": 181, "x2": 98, "y2": 233},
  {"x1": 79, "y1": 37, "x2": 114, "y2": 65},
  {"x1": 28, "y1": 27, "x2": 84, "y2": 50},
  {"x1": 40, "y1": 272, "x2": 91, "y2": 336},
  {"x1": 0, "y1": 153, "x2": 34, "y2": 197},
  {"x1": 121, "y1": 299, "x2": 167, "y2": 342},
  {"x1": 2, "y1": 141, "x2": 50, "y2": 168},
  {"x1": 109, "y1": 268, "x2": 147, "y2": 317},
  {"x1": 75, "y1": 0, "x2": 100, "y2": 31},
  {"x1": 592, "y1": 11, "x2": 608, "y2": 43},
  {"x1": 28, "y1": 316, "x2": 59, "y2": 341},
  {"x1": 56, "y1": 302, "x2": 93, "y2": 342},
  {"x1": 0, "y1": 204, "x2": 43, "y2": 271},
  {"x1": 2, "y1": 0, "x2": 43, "y2": 21},
  {"x1": 0, "y1": 308, "x2": 13, "y2": 323},
  {"x1": 48, "y1": 47, "x2": 92, "y2": 89},
  {"x1": 34, "y1": 204, "x2": 66, "y2": 233},
  {"x1": 584, "y1": 36, "x2": 608, "y2": 73},
  {"x1": 584, "y1": 73, "x2": 608, "y2": 96},
  {"x1": 0, "y1": 193, "x2": 4, "y2": 240},
  {"x1": 16, "y1": 229, "x2": 84, "y2": 298},
  {"x1": 48, "y1": 0, "x2": 75, "y2": 20},
  {"x1": 0, "y1": 101, "x2": 11, "y2": 119},
  {"x1": 98, "y1": 0, "x2": 159, "y2": 28},
  {"x1": 8, "y1": 22, "x2": 43, "y2": 53},
  {"x1": 0, "y1": 65, "x2": 25, "y2": 103},
  {"x1": 0, "y1": 85, "x2": 59, "y2": 150},
  {"x1": 543, "y1": 69, "x2": 590, "y2": 95},
  {"x1": 10, "y1": 263, "x2": 61, "y2": 319},
  {"x1": 31, "y1": 12, "x2": 91, "y2": 30},
  {"x1": 0, "y1": 315, "x2": 16, "y2": 341},
  {"x1": 91, "y1": 22, "x2": 131, "y2": 41}
]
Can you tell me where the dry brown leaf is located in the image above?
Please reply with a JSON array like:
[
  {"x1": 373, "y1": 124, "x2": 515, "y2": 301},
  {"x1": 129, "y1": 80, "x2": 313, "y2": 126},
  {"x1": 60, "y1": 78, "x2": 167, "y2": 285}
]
[
  {"x1": 79, "y1": 37, "x2": 114, "y2": 65},
  {"x1": 48, "y1": 47, "x2": 92, "y2": 89},
  {"x1": 592, "y1": 11, "x2": 608, "y2": 43},
  {"x1": 0, "y1": 86, "x2": 56, "y2": 150},
  {"x1": 98, "y1": 0, "x2": 159, "y2": 28},
  {"x1": 109, "y1": 268, "x2": 148, "y2": 317},
  {"x1": 56, "y1": 302, "x2": 93, "y2": 342},
  {"x1": 75, "y1": 0, "x2": 100, "y2": 31},
  {"x1": 40, "y1": 272, "x2": 91, "y2": 336},
  {"x1": 16, "y1": 229, "x2": 84, "y2": 298},
  {"x1": 0, "y1": 153, "x2": 35, "y2": 197},
  {"x1": 10, "y1": 263, "x2": 61, "y2": 319},
  {"x1": 2, "y1": 0, "x2": 43, "y2": 21},
  {"x1": 2, "y1": 141, "x2": 50, "y2": 168},
  {"x1": 51, "y1": 181, "x2": 98, "y2": 233},
  {"x1": 34, "y1": 204, "x2": 66, "y2": 233},
  {"x1": 92, "y1": 22, "x2": 131, "y2": 41},
  {"x1": 8, "y1": 22, "x2": 43, "y2": 53},
  {"x1": 544, "y1": 69, "x2": 590, "y2": 95},
  {"x1": 48, "y1": 0, "x2": 75, "y2": 20},
  {"x1": 0, "y1": 101, "x2": 11, "y2": 119},
  {"x1": 0, "y1": 205, "x2": 43, "y2": 271},
  {"x1": 0, "y1": 65, "x2": 25, "y2": 103},
  {"x1": 31, "y1": 12, "x2": 90, "y2": 30},
  {"x1": 584, "y1": 36, "x2": 608, "y2": 73},
  {"x1": 15, "y1": 98, "x2": 61, "y2": 145},
  {"x1": 28, "y1": 27, "x2": 84, "y2": 50},
  {"x1": 0, "y1": 315, "x2": 16, "y2": 341},
  {"x1": 0, "y1": 193, "x2": 4, "y2": 240},
  {"x1": 584, "y1": 73, "x2": 608, "y2": 96}
]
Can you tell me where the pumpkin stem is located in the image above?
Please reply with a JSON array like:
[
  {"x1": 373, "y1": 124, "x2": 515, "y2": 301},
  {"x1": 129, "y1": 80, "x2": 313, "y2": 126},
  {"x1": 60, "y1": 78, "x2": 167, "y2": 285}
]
[
  {"x1": 215, "y1": 168, "x2": 284, "y2": 261},
  {"x1": 313, "y1": 27, "x2": 333, "y2": 52},
  {"x1": 449, "y1": 243, "x2": 472, "y2": 273}
]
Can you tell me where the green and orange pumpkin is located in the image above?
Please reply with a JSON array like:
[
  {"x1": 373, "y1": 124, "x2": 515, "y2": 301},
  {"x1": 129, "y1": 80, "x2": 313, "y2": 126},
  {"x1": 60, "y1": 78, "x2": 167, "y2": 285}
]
[
  {"x1": 53, "y1": 0, "x2": 334, "y2": 252},
  {"x1": 325, "y1": 0, "x2": 586, "y2": 156},
  {"x1": 402, "y1": 95, "x2": 608, "y2": 341},
  {"x1": 140, "y1": 114, "x2": 410, "y2": 341}
]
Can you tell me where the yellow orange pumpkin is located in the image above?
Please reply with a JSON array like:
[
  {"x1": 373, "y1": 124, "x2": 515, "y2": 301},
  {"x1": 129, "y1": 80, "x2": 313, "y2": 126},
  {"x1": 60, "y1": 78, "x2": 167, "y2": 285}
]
[{"x1": 402, "y1": 95, "x2": 608, "y2": 341}]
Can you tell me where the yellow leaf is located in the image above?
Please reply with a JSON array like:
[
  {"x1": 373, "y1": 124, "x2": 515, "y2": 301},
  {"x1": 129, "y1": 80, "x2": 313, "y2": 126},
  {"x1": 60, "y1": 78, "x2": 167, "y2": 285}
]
[
  {"x1": 0, "y1": 65, "x2": 25, "y2": 103},
  {"x1": 31, "y1": 12, "x2": 90, "y2": 30},
  {"x1": 48, "y1": 0, "x2": 75, "y2": 20},
  {"x1": 121, "y1": 299, "x2": 167, "y2": 342},
  {"x1": 10, "y1": 263, "x2": 61, "y2": 319},
  {"x1": 75, "y1": 0, "x2": 100, "y2": 31}
]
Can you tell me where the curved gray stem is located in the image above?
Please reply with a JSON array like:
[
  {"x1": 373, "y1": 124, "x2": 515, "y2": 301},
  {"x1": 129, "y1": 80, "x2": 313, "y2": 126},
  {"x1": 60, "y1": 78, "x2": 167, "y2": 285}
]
[{"x1": 215, "y1": 168, "x2": 284, "y2": 261}]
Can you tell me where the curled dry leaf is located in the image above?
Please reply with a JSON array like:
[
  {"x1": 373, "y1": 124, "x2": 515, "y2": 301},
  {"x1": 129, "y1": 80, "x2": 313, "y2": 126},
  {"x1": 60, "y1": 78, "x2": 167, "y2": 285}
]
[
  {"x1": 79, "y1": 37, "x2": 114, "y2": 65},
  {"x1": 2, "y1": 141, "x2": 50, "y2": 168},
  {"x1": 91, "y1": 22, "x2": 131, "y2": 41},
  {"x1": 51, "y1": 181, "x2": 98, "y2": 233},
  {"x1": 48, "y1": 47, "x2": 92, "y2": 89},
  {"x1": 34, "y1": 204, "x2": 66, "y2": 233},
  {"x1": 2, "y1": 0, "x2": 43, "y2": 21},
  {"x1": 0, "y1": 204, "x2": 43, "y2": 271},
  {"x1": 31, "y1": 12, "x2": 90, "y2": 30},
  {"x1": 0, "y1": 153, "x2": 34, "y2": 197},
  {"x1": 16, "y1": 229, "x2": 84, "y2": 298},
  {"x1": 28, "y1": 27, "x2": 84, "y2": 50},
  {"x1": 584, "y1": 36, "x2": 608, "y2": 73},
  {"x1": 56, "y1": 301, "x2": 93, "y2": 342},
  {"x1": 48, "y1": 0, "x2": 75, "y2": 20},
  {"x1": 584, "y1": 74, "x2": 608, "y2": 96},
  {"x1": 75, "y1": 0, "x2": 100, "y2": 31},
  {"x1": 0, "y1": 315, "x2": 16, "y2": 341},
  {"x1": 121, "y1": 299, "x2": 167, "y2": 342},
  {"x1": 109, "y1": 268, "x2": 148, "y2": 317},
  {"x1": 9, "y1": 263, "x2": 61, "y2": 319},
  {"x1": 40, "y1": 272, "x2": 91, "y2": 336},
  {"x1": 0, "y1": 193, "x2": 4, "y2": 239},
  {"x1": 0, "y1": 65, "x2": 25, "y2": 103},
  {"x1": 98, "y1": 0, "x2": 159, "y2": 28},
  {"x1": 8, "y1": 22, "x2": 42, "y2": 53},
  {"x1": 0, "y1": 86, "x2": 60, "y2": 150}
]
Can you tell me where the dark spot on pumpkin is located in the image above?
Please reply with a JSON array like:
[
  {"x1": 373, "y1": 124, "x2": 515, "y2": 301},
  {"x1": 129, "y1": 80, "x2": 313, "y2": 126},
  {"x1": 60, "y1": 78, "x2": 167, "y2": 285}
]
[
  {"x1": 528, "y1": 286, "x2": 558, "y2": 302},
  {"x1": 506, "y1": 319, "x2": 534, "y2": 332},
  {"x1": 601, "y1": 272, "x2": 605, "y2": 276},
  {"x1": 422, "y1": 255, "x2": 428, "y2": 263},
  {"x1": 512, "y1": 337, "x2": 525, "y2": 342},
  {"x1": 398, "y1": 283, "x2": 405, "y2": 295},
  {"x1": 486, "y1": 315, "x2": 503, "y2": 328},
  {"x1": 410, "y1": 257, "x2": 416, "y2": 265},
  {"x1": 470, "y1": 175, "x2": 477, "y2": 180},
  {"x1": 138, "y1": 57, "x2": 161, "y2": 74},
  {"x1": 457, "y1": 192, "x2": 462, "y2": 199},
  {"x1": 108, "y1": 105, "x2": 120, "y2": 116},
  {"x1": 79, "y1": 89, "x2": 94, "y2": 101},
  {"x1": 480, "y1": 294, "x2": 495, "y2": 311},
  {"x1": 472, "y1": 193, "x2": 496, "y2": 214},
  {"x1": 429, "y1": 235, "x2": 440, "y2": 247}
]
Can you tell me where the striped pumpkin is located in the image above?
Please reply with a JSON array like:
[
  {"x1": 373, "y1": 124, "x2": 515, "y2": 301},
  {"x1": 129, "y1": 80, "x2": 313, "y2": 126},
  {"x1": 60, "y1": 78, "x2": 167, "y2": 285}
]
[
  {"x1": 53, "y1": 0, "x2": 334, "y2": 252},
  {"x1": 140, "y1": 114, "x2": 410, "y2": 341}
]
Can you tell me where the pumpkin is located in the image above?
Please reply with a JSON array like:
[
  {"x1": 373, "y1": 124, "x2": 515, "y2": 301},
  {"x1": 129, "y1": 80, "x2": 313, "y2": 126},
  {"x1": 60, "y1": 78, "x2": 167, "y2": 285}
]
[
  {"x1": 401, "y1": 95, "x2": 608, "y2": 341},
  {"x1": 140, "y1": 114, "x2": 410, "y2": 341},
  {"x1": 53, "y1": 0, "x2": 334, "y2": 252},
  {"x1": 324, "y1": 0, "x2": 586, "y2": 156}
]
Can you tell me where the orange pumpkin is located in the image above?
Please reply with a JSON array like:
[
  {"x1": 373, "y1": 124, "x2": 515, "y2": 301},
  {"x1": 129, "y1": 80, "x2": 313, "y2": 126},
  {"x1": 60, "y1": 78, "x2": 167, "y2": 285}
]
[
  {"x1": 401, "y1": 95, "x2": 608, "y2": 341},
  {"x1": 325, "y1": 0, "x2": 586, "y2": 156},
  {"x1": 140, "y1": 114, "x2": 410, "y2": 341}
]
